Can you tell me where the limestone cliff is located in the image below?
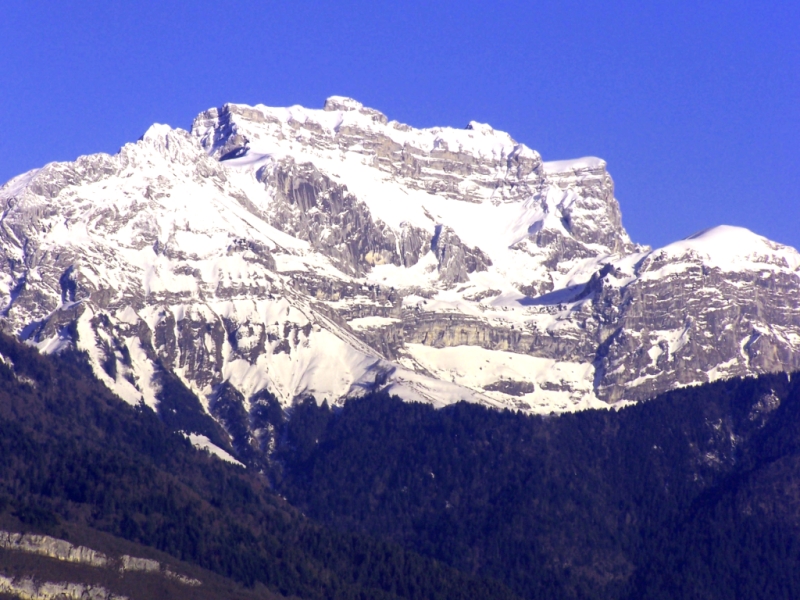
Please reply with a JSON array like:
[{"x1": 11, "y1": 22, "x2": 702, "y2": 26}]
[{"x1": 1, "y1": 97, "x2": 798, "y2": 459}]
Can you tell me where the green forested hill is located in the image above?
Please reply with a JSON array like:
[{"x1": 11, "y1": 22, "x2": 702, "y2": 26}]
[
  {"x1": 274, "y1": 374, "x2": 800, "y2": 599},
  {"x1": 0, "y1": 333, "x2": 518, "y2": 600}
]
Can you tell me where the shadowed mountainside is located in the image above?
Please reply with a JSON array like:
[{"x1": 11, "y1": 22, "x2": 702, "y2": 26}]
[
  {"x1": 0, "y1": 332, "x2": 518, "y2": 600},
  {"x1": 273, "y1": 374, "x2": 800, "y2": 599}
]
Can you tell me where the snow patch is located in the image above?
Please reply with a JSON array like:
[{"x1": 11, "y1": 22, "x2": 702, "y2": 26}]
[
  {"x1": 651, "y1": 225, "x2": 800, "y2": 273},
  {"x1": 184, "y1": 433, "x2": 244, "y2": 467},
  {"x1": 542, "y1": 157, "x2": 605, "y2": 173}
]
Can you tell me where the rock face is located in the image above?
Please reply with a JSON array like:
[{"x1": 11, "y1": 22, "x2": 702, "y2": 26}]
[
  {"x1": 262, "y1": 157, "x2": 400, "y2": 276},
  {"x1": 0, "y1": 532, "x2": 109, "y2": 567},
  {"x1": 431, "y1": 225, "x2": 491, "y2": 285},
  {"x1": 0, "y1": 530, "x2": 202, "y2": 598},
  {"x1": 0, "y1": 575, "x2": 127, "y2": 600},
  {"x1": 1, "y1": 96, "x2": 799, "y2": 458},
  {"x1": 588, "y1": 229, "x2": 800, "y2": 402}
]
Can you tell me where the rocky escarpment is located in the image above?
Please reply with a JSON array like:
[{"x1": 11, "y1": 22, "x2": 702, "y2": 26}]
[
  {"x1": 194, "y1": 99, "x2": 546, "y2": 205},
  {"x1": 0, "y1": 575, "x2": 127, "y2": 600},
  {"x1": 0, "y1": 532, "x2": 109, "y2": 567},
  {"x1": 259, "y1": 157, "x2": 402, "y2": 275},
  {"x1": 590, "y1": 245, "x2": 800, "y2": 402},
  {"x1": 431, "y1": 225, "x2": 492, "y2": 285},
  {"x1": 0, "y1": 530, "x2": 201, "y2": 599},
  {"x1": 1, "y1": 97, "x2": 799, "y2": 458}
]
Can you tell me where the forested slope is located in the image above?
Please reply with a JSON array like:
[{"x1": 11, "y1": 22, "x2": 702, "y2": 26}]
[
  {"x1": 3, "y1": 326, "x2": 799, "y2": 599},
  {"x1": 274, "y1": 374, "x2": 800, "y2": 599},
  {"x1": 0, "y1": 333, "x2": 517, "y2": 600}
]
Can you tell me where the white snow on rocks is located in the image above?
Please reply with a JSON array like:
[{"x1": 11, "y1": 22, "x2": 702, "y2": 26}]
[
  {"x1": 656, "y1": 225, "x2": 800, "y2": 273},
  {"x1": 542, "y1": 156, "x2": 606, "y2": 173},
  {"x1": 1, "y1": 96, "x2": 799, "y2": 426}
]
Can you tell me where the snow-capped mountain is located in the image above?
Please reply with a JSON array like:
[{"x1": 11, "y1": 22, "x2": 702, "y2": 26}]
[{"x1": 1, "y1": 96, "x2": 799, "y2": 431}]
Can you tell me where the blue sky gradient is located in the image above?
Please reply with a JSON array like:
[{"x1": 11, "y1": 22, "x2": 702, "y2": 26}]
[{"x1": 1, "y1": 1, "x2": 797, "y2": 250}]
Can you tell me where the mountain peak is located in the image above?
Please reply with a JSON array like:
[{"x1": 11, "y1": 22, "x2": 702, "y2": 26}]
[
  {"x1": 139, "y1": 122, "x2": 174, "y2": 142},
  {"x1": 1, "y1": 98, "x2": 799, "y2": 423},
  {"x1": 323, "y1": 95, "x2": 365, "y2": 111},
  {"x1": 465, "y1": 120, "x2": 494, "y2": 134},
  {"x1": 657, "y1": 224, "x2": 800, "y2": 272}
]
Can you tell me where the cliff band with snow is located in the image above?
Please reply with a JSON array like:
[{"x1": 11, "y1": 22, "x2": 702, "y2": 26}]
[{"x1": 1, "y1": 97, "x2": 798, "y2": 447}]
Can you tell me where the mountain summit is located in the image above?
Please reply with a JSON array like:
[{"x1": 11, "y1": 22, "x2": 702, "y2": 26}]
[{"x1": 1, "y1": 98, "x2": 798, "y2": 440}]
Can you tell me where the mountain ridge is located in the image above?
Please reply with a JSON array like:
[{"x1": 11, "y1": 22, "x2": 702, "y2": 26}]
[{"x1": 1, "y1": 97, "x2": 798, "y2": 444}]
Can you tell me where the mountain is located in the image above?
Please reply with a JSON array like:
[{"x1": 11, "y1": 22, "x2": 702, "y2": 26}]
[
  {"x1": 1, "y1": 96, "x2": 798, "y2": 450},
  {"x1": 0, "y1": 331, "x2": 518, "y2": 599}
]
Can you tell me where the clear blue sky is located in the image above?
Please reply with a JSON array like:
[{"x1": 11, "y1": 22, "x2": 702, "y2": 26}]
[{"x1": 1, "y1": 1, "x2": 797, "y2": 250}]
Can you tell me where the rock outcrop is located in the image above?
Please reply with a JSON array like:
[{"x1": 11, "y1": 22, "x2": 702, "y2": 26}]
[
  {"x1": 0, "y1": 530, "x2": 202, "y2": 598},
  {"x1": 0, "y1": 575, "x2": 127, "y2": 600},
  {"x1": 0, "y1": 532, "x2": 109, "y2": 567}
]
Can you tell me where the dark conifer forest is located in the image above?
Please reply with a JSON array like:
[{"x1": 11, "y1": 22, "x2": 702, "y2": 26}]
[
  {"x1": 273, "y1": 376, "x2": 800, "y2": 599},
  {"x1": 0, "y1": 333, "x2": 517, "y2": 600},
  {"x1": 1, "y1": 330, "x2": 800, "y2": 599}
]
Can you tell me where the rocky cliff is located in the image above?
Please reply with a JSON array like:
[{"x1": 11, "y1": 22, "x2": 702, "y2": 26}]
[{"x1": 1, "y1": 97, "x2": 799, "y2": 459}]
